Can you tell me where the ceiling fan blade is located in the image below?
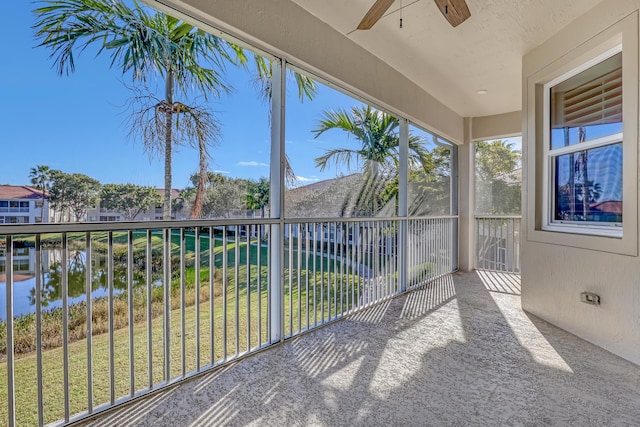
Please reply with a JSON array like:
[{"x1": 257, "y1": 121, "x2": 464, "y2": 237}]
[
  {"x1": 357, "y1": 0, "x2": 395, "y2": 30},
  {"x1": 434, "y1": 0, "x2": 471, "y2": 27}
]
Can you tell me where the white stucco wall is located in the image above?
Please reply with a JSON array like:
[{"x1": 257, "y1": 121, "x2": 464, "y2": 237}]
[
  {"x1": 150, "y1": 0, "x2": 464, "y2": 144},
  {"x1": 471, "y1": 111, "x2": 522, "y2": 142},
  {"x1": 522, "y1": 0, "x2": 640, "y2": 364}
]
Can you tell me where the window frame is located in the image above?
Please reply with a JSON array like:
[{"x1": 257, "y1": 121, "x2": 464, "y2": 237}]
[
  {"x1": 541, "y1": 46, "x2": 623, "y2": 237},
  {"x1": 526, "y1": 12, "x2": 638, "y2": 256}
]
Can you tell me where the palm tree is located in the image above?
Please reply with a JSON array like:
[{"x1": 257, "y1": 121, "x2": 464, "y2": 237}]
[
  {"x1": 313, "y1": 106, "x2": 430, "y2": 215},
  {"x1": 34, "y1": 0, "x2": 245, "y2": 219},
  {"x1": 313, "y1": 105, "x2": 429, "y2": 175},
  {"x1": 246, "y1": 177, "x2": 270, "y2": 219},
  {"x1": 29, "y1": 165, "x2": 52, "y2": 222},
  {"x1": 29, "y1": 164, "x2": 52, "y2": 197}
]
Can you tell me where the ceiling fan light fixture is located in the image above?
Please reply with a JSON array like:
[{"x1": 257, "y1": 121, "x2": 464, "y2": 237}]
[{"x1": 477, "y1": 89, "x2": 488, "y2": 95}]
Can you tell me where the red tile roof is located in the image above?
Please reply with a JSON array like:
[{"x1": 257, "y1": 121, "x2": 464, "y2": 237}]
[
  {"x1": 590, "y1": 201, "x2": 623, "y2": 214},
  {"x1": 0, "y1": 185, "x2": 47, "y2": 200}
]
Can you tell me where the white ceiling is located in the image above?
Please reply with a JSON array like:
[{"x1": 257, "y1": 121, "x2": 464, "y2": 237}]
[{"x1": 292, "y1": 0, "x2": 604, "y2": 118}]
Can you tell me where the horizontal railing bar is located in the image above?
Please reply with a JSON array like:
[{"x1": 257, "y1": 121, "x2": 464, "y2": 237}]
[
  {"x1": 474, "y1": 215, "x2": 522, "y2": 220},
  {"x1": 0, "y1": 216, "x2": 459, "y2": 235},
  {"x1": 0, "y1": 218, "x2": 281, "y2": 234},
  {"x1": 284, "y1": 215, "x2": 458, "y2": 224}
]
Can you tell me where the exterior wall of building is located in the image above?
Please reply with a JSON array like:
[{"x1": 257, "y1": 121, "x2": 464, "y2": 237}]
[
  {"x1": 522, "y1": 0, "x2": 640, "y2": 364},
  {"x1": 86, "y1": 189, "x2": 187, "y2": 222},
  {"x1": 0, "y1": 197, "x2": 49, "y2": 224},
  {"x1": 86, "y1": 207, "x2": 178, "y2": 221},
  {"x1": 86, "y1": 206, "x2": 166, "y2": 222},
  {"x1": 0, "y1": 187, "x2": 50, "y2": 275}
]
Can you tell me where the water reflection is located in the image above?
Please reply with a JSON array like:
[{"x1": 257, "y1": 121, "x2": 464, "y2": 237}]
[{"x1": 0, "y1": 246, "x2": 160, "y2": 320}]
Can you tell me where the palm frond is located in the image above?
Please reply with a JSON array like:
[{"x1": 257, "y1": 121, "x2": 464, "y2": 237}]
[
  {"x1": 250, "y1": 54, "x2": 272, "y2": 104},
  {"x1": 33, "y1": 0, "x2": 241, "y2": 99},
  {"x1": 313, "y1": 108, "x2": 366, "y2": 142},
  {"x1": 291, "y1": 71, "x2": 317, "y2": 101},
  {"x1": 314, "y1": 148, "x2": 361, "y2": 172}
]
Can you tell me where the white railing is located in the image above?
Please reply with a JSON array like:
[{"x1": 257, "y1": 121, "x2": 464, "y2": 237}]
[
  {"x1": 283, "y1": 218, "x2": 399, "y2": 337},
  {"x1": 475, "y1": 216, "x2": 521, "y2": 273},
  {"x1": 0, "y1": 216, "x2": 457, "y2": 426},
  {"x1": 407, "y1": 217, "x2": 457, "y2": 289}
]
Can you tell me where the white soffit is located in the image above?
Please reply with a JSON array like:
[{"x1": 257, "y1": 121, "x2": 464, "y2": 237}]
[{"x1": 292, "y1": 0, "x2": 603, "y2": 118}]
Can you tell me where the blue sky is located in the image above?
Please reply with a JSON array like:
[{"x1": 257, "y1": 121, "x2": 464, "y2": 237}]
[
  {"x1": 1, "y1": 1, "x2": 368, "y2": 190},
  {"x1": 1, "y1": 1, "x2": 519, "y2": 191}
]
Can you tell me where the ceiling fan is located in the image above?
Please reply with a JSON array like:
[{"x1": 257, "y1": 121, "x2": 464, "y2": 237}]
[{"x1": 357, "y1": 0, "x2": 471, "y2": 30}]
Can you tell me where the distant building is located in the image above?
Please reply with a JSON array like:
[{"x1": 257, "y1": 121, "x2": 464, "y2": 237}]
[
  {"x1": 87, "y1": 188, "x2": 185, "y2": 222},
  {"x1": 0, "y1": 185, "x2": 54, "y2": 277},
  {"x1": 0, "y1": 185, "x2": 50, "y2": 224}
]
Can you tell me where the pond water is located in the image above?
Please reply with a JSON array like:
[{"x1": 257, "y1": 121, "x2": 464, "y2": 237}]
[
  {"x1": 0, "y1": 247, "x2": 152, "y2": 321},
  {"x1": 0, "y1": 274, "x2": 114, "y2": 320}
]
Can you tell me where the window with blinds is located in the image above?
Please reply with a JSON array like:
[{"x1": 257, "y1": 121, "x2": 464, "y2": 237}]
[
  {"x1": 550, "y1": 52, "x2": 622, "y2": 149},
  {"x1": 547, "y1": 51, "x2": 623, "y2": 229}
]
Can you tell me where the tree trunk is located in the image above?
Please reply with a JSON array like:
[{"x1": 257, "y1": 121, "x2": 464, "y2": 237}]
[
  {"x1": 371, "y1": 162, "x2": 380, "y2": 215},
  {"x1": 579, "y1": 127, "x2": 588, "y2": 220},
  {"x1": 163, "y1": 72, "x2": 174, "y2": 220},
  {"x1": 190, "y1": 138, "x2": 208, "y2": 219}
]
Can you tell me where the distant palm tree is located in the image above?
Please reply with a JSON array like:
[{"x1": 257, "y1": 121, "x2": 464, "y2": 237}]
[
  {"x1": 28, "y1": 164, "x2": 52, "y2": 223},
  {"x1": 246, "y1": 177, "x2": 270, "y2": 218},
  {"x1": 29, "y1": 165, "x2": 52, "y2": 196},
  {"x1": 34, "y1": 0, "x2": 245, "y2": 219}
]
